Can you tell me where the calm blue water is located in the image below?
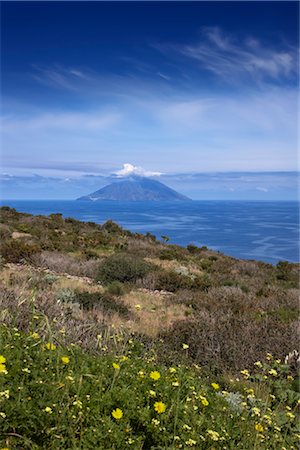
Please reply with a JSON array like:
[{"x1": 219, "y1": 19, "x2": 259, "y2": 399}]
[{"x1": 1, "y1": 200, "x2": 299, "y2": 264}]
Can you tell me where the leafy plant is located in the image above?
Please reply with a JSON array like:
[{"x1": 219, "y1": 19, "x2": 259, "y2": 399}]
[{"x1": 97, "y1": 254, "x2": 153, "y2": 284}]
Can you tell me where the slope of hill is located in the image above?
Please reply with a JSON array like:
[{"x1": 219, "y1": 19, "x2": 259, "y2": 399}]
[
  {"x1": 77, "y1": 176, "x2": 191, "y2": 201},
  {"x1": 0, "y1": 206, "x2": 299, "y2": 449}
]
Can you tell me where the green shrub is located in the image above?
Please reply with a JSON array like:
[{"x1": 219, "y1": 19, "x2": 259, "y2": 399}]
[
  {"x1": 83, "y1": 248, "x2": 100, "y2": 259},
  {"x1": 186, "y1": 244, "x2": 200, "y2": 254},
  {"x1": 155, "y1": 270, "x2": 194, "y2": 292},
  {"x1": 42, "y1": 274, "x2": 59, "y2": 285},
  {"x1": 56, "y1": 288, "x2": 76, "y2": 304},
  {"x1": 199, "y1": 258, "x2": 214, "y2": 271},
  {"x1": 102, "y1": 220, "x2": 124, "y2": 234},
  {"x1": 74, "y1": 291, "x2": 130, "y2": 317},
  {"x1": 97, "y1": 254, "x2": 152, "y2": 284},
  {"x1": 159, "y1": 246, "x2": 185, "y2": 261},
  {"x1": 106, "y1": 281, "x2": 125, "y2": 296},
  {"x1": 16, "y1": 223, "x2": 30, "y2": 233},
  {"x1": 0, "y1": 239, "x2": 41, "y2": 263}
]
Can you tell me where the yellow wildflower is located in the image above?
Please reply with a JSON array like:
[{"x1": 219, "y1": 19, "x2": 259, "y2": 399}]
[
  {"x1": 72, "y1": 400, "x2": 83, "y2": 409},
  {"x1": 44, "y1": 406, "x2": 53, "y2": 414},
  {"x1": 266, "y1": 353, "x2": 273, "y2": 360},
  {"x1": 262, "y1": 415, "x2": 272, "y2": 425},
  {"x1": 172, "y1": 381, "x2": 180, "y2": 387},
  {"x1": 0, "y1": 365, "x2": 7, "y2": 375},
  {"x1": 200, "y1": 396, "x2": 209, "y2": 406},
  {"x1": 186, "y1": 439, "x2": 197, "y2": 446},
  {"x1": 66, "y1": 375, "x2": 74, "y2": 381},
  {"x1": 134, "y1": 304, "x2": 141, "y2": 310},
  {"x1": 0, "y1": 390, "x2": 9, "y2": 399},
  {"x1": 255, "y1": 423, "x2": 264, "y2": 432},
  {"x1": 154, "y1": 401, "x2": 166, "y2": 414},
  {"x1": 151, "y1": 418, "x2": 160, "y2": 426},
  {"x1": 149, "y1": 390, "x2": 156, "y2": 397},
  {"x1": 30, "y1": 332, "x2": 39, "y2": 339},
  {"x1": 0, "y1": 356, "x2": 6, "y2": 365},
  {"x1": 45, "y1": 343, "x2": 56, "y2": 350},
  {"x1": 207, "y1": 430, "x2": 220, "y2": 441},
  {"x1": 254, "y1": 361, "x2": 262, "y2": 368},
  {"x1": 61, "y1": 356, "x2": 70, "y2": 365},
  {"x1": 240, "y1": 369, "x2": 250, "y2": 379},
  {"x1": 269, "y1": 369, "x2": 277, "y2": 376},
  {"x1": 112, "y1": 362, "x2": 120, "y2": 370},
  {"x1": 286, "y1": 412, "x2": 295, "y2": 420},
  {"x1": 150, "y1": 371, "x2": 161, "y2": 381},
  {"x1": 169, "y1": 367, "x2": 177, "y2": 373},
  {"x1": 182, "y1": 343, "x2": 189, "y2": 350},
  {"x1": 211, "y1": 383, "x2": 220, "y2": 390},
  {"x1": 112, "y1": 408, "x2": 123, "y2": 420},
  {"x1": 252, "y1": 407, "x2": 261, "y2": 417}
]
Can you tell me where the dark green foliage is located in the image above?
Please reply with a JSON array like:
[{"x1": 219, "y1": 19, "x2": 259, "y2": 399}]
[
  {"x1": 186, "y1": 244, "x2": 200, "y2": 254},
  {"x1": 82, "y1": 248, "x2": 100, "y2": 259},
  {"x1": 199, "y1": 258, "x2": 214, "y2": 271},
  {"x1": 96, "y1": 254, "x2": 153, "y2": 284},
  {"x1": 0, "y1": 239, "x2": 41, "y2": 263},
  {"x1": 145, "y1": 232, "x2": 156, "y2": 242},
  {"x1": 159, "y1": 245, "x2": 186, "y2": 261},
  {"x1": 155, "y1": 270, "x2": 199, "y2": 292},
  {"x1": 74, "y1": 291, "x2": 130, "y2": 317},
  {"x1": 106, "y1": 281, "x2": 125, "y2": 296},
  {"x1": 16, "y1": 223, "x2": 30, "y2": 233},
  {"x1": 101, "y1": 220, "x2": 124, "y2": 234}
]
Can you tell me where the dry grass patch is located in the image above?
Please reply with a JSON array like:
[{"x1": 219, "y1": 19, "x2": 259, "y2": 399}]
[
  {"x1": 120, "y1": 289, "x2": 190, "y2": 337},
  {"x1": 145, "y1": 257, "x2": 203, "y2": 277}
]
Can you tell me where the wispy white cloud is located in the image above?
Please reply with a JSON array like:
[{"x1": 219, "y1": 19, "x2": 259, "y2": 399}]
[
  {"x1": 155, "y1": 27, "x2": 298, "y2": 84},
  {"x1": 1, "y1": 110, "x2": 121, "y2": 132},
  {"x1": 256, "y1": 186, "x2": 269, "y2": 192},
  {"x1": 113, "y1": 163, "x2": 163, "y2": 178},
  {"x1": 31, "y1": 65, "x2": 93, "y2": 90}
]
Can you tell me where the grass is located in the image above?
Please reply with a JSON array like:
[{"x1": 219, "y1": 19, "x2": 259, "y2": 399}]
[
  {"x1": 0, "y1": 207, "x2": 299, "y2": 448},
  {"x1": 0, "y1": 323, "x2": 299, "y2": 450}
]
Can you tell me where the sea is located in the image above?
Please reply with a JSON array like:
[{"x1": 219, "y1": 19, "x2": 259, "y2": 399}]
[{"x1": 1, "y1": 200, "x2": 299, "y2": 265}]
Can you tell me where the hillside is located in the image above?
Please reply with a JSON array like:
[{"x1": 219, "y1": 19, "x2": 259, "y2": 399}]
[
  {"x1": 0, "y1": 206, "x2": 299, "y2": 449},
  {"x1": 77, "y1": 176, "x2": 191, "y2": 201}
]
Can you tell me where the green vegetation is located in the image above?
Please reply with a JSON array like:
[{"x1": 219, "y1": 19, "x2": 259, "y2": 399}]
[
  {"x1": 97, "y1": 254, "x2": 153, "y2": 284},
  {"x1": 0, "y1": 325, "x2": 299, "y2": 449},
  {"x1": 0, "y1": 206, "x2": 299, "y2": 449}
]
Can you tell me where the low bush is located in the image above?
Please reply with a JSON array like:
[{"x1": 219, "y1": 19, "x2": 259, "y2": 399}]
[
  {"x1": 160, "y1": 312, "x2": 298, "y2": 371},
  {"x1": 101, "y1": 220, "x2": 124, "y2": 234},
  {"x1": 159, "y1": 248, "x2": 185, "y2": 261},
  {"x1": 73, "y1": 291, "x2": 130, "y2": 317},
  {"x1": 97, "y1": 254, "x2": 153, "y2": 284},
  {"x1": 154, "y1": 270, "x2": 193, "y2": 292},
  {"x1": 186, "y1": 244, "x2": 200, "y2": 254},
  {"x1": 106, "y1": 281, "x2": 126, "y2": 296},
  {"x1": 0, "y1": 239, "x2": 41, "y2": 263},
  {"x1": 154, "y1": 270, "x2": 211, "y2": 293},
  {"x1": 56, "y1": 288, "x2": 76, "y2": 304},
  {"x1": 32, "y1": 252, "x2": 100, "y2": 278}
]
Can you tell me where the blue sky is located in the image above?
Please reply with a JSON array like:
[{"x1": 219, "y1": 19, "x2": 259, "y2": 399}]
[{"x1": 1, "y1": 1, "x2": 299, "y2": 199}]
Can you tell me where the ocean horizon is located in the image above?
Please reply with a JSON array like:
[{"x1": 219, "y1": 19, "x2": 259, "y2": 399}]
[{"x1": 1, "y1": 199, "x2": 299, "y2": 265}]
